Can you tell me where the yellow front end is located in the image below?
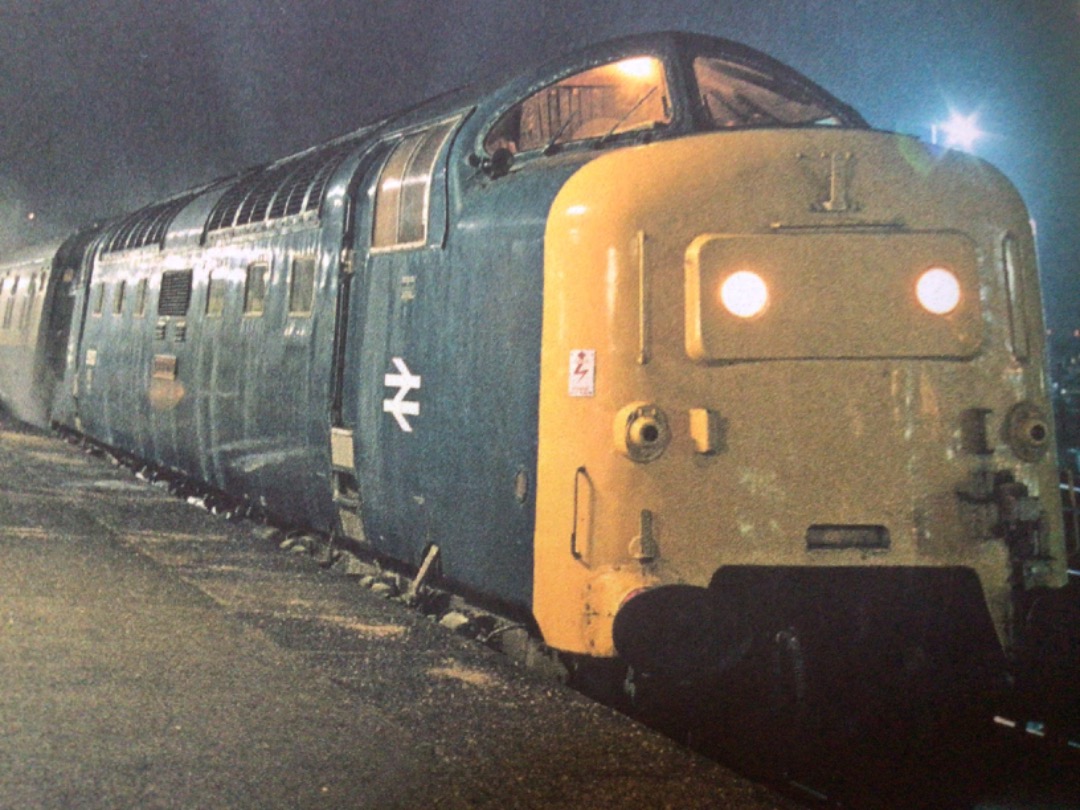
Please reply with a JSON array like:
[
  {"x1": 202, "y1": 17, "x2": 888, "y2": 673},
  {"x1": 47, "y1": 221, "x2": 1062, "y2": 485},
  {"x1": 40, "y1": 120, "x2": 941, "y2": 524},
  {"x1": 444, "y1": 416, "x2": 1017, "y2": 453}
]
[{"x1": 532, "y1": 129, "x2": 1065, "y2": 658}]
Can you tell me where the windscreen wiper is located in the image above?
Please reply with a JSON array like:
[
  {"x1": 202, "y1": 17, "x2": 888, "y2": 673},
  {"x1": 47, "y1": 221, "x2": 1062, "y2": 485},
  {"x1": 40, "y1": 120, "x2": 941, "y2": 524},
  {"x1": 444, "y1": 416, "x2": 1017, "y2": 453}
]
[
  {"x1": 543, "y1": 111, "x2": 580, "y2": 155},
  {"x1": 601, "y1": 86, "x2": 658, "y2": 141}
]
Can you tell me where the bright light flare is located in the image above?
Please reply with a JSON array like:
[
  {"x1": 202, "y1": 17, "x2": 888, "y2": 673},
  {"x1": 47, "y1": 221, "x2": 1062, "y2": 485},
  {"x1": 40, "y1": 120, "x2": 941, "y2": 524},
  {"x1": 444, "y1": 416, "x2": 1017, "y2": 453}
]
[
  {"x1": 720, "y1": 270, "x2": 769, "y2": 318},
  {"x1": 614, "y1": 56, "x2": 659, "y2": 80},
  {"x1": 916, "y1": 267, "x2": 961, "y2": 315},
  {"x1": 936, "y1": 111, "x2": 983, "y2": 152}
]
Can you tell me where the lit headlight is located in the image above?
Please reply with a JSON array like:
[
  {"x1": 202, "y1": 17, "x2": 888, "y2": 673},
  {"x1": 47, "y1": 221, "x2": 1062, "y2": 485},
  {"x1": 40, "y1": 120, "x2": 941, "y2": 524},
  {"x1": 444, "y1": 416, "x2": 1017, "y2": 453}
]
[
  {"x1": 916, "y1": 267, "x2": 961, "y2": 315},
  {"x1": 720, "y1": 270, "x2": 768, "y2": 318}
]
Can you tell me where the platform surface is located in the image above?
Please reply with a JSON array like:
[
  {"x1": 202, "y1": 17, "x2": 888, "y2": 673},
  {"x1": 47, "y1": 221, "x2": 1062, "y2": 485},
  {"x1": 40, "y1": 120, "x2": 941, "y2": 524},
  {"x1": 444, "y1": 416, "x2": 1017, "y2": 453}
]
[{"x1": 0, "y1": 414, "x2": 799, "y2": 809}]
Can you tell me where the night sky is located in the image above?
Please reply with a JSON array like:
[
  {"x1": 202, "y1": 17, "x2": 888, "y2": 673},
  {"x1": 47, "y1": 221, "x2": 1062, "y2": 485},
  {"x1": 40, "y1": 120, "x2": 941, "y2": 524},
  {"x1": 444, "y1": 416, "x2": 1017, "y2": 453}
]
[{"x1": 2, "y1": 1, "x2": 1077, "y2": 332}]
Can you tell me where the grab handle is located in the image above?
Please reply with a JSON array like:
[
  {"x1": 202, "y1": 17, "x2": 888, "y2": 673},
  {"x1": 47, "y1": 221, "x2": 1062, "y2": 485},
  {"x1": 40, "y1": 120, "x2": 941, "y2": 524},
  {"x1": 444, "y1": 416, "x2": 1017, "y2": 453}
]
[{"x1": 571, "y1": 466, "x2": 588, "y2": 561}]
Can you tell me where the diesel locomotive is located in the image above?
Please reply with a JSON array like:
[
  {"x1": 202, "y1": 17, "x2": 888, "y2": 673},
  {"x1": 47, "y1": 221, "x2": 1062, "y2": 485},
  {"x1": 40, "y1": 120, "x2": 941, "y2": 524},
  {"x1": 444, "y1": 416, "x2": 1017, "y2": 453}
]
[{"x1": 0, "y1": 32, "x2": 1067, "y2": 717}]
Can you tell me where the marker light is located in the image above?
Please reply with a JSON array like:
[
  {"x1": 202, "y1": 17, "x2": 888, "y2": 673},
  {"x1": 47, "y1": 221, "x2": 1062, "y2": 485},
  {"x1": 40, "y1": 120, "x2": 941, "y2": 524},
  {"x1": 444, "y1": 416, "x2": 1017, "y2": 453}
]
[
  {"x1": 720, "y1": 271, "x2": 769, "y2": 318},
  {"x1": 916, "y1": 267, "x2": 961, "y2": 315},
  {"x1": 937, "y1": 111, "x2": 983, "y2": 153}
]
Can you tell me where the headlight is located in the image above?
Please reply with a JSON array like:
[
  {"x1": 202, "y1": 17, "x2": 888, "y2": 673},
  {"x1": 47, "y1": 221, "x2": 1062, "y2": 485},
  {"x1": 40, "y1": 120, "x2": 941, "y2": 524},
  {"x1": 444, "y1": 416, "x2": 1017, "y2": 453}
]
[
  {"x1": 719, "y1": 270, "x2": 768, "y2": 318},
  {"x1": 1003, "y1": 401, "x2": 1051, "y2": 462},
  {"x1": 916, "y1": 267, "x2": 961, "y2": 315},
  {"x1": 614, "y1": 402, "x2": 671, "y2": 463}
]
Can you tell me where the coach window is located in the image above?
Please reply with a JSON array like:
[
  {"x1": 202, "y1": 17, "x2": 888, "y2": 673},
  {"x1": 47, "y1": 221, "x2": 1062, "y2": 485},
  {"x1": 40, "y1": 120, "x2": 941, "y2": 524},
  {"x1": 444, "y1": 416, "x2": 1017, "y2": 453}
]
[
  {"x1": 288, "y1": 257, "x2": 316, "y2": 315},
  {"x1": 2, "y1": 277, "x2": 18, "y2": 328},
  {"x1": 113, "y1": 280, "x2": 126, "y2": 315},
  {"x1": 244, "y1": 262, "x2": 269, "y2": 315},
  {"x1": 372, "y1": 118, "x2": 458, "y2": 250},
  {"x1": 19, "y1": 275, "x2": 37, "y2": 330},
  {"x1": 206, "y1": 270, "x2": 226, "y2": 317},
  {"x1": 90, "y1": 282, "x2": 105, "y2": 318},
  {"x1": 484, "y1": 56, "x2": 671, "y2": 155},
  {"x1": 133, "y1": 278, "x2": 148, "y2": 318}
]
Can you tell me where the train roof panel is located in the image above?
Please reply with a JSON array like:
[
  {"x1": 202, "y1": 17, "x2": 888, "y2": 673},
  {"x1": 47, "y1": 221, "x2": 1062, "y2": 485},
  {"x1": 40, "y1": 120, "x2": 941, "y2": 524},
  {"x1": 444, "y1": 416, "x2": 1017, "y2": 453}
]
[
  {"x1": 204, "y1": 129, "x2": 375, "y2": 237},
  {"x1": 99, "y1": 189, "x2": 208, "y2": 254}
]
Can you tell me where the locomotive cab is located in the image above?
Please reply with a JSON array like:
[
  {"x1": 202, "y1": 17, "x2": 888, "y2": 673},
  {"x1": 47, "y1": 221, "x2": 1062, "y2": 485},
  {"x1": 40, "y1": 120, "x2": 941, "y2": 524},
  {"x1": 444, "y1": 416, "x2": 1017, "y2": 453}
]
[{"x1": 498, "y1": 35, "x2": 1067, "y2": 712}]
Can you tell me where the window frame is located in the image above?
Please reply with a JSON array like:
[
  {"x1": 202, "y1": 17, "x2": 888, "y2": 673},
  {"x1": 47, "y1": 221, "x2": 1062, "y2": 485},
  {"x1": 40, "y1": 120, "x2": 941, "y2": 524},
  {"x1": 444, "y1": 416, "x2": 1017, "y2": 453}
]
[
  {"x1": 483, "y1": 55, "x2": 673, "y2": 157},
  {"x1": 113, "y1": 279, "x2": 127, "y2": 315},
  {"x1": 19, "y1": 274, "x2": 37, "y2": 331},
  {"x1": 133, "y1": 278, "x2": 148, "y2": 318},
  {"x1": 90, "y1": 282, "x2": 105, "y2": 318},
  {"x1": 243, "y1": 261, "x2": 270, "y2": 316},
  {"x1": 1, "y1": 277, "x2": 18, "y2": 329},
  {"x1": 287, "y1": 256, "x2": 316, "y2": 317},
  {"x1": 691, "y1": 55, "x2": 847, "y2": 130},
  {"x1": 370, "y1": 116, "x2": 461, "y2": 253},
  {"x1": 205, "y1": 269, "x2": 227, "y2": 318}
]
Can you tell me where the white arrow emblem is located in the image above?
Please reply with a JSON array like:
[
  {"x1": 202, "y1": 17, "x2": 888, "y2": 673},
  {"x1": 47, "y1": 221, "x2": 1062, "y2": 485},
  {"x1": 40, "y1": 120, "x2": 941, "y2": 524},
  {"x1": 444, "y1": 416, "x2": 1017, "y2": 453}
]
[{"x1": 383, "y1": 357, "x2": 421, "y2": 432}]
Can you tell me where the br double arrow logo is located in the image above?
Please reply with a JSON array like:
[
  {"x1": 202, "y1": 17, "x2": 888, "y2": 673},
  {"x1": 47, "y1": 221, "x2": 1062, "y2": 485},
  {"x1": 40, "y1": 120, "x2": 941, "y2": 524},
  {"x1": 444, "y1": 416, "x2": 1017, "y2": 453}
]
[{"x1": 383, "y1": 357, "x2": 421, "y2": 432}]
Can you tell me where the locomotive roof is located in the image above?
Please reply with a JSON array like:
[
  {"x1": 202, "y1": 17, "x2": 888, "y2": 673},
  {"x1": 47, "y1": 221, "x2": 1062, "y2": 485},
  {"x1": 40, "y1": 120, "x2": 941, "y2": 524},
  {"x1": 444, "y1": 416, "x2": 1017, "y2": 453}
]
[{"x1": 92, "y1": 30, "x2": 867, "y2": 254}]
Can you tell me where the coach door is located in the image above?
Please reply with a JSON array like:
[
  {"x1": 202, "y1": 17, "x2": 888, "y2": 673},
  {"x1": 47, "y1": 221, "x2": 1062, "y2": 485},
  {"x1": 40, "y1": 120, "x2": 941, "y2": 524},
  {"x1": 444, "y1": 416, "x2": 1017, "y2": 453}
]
[{"x1": 336, "y1": 117, "x2": 461, "y2": 556}]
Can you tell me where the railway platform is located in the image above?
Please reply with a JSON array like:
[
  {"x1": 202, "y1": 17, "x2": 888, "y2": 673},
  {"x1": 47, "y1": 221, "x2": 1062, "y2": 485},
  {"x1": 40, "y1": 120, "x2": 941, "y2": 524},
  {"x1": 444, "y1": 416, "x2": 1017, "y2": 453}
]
[{"x1": 0, "y1": 410, "x2": 799, "y2": 810}]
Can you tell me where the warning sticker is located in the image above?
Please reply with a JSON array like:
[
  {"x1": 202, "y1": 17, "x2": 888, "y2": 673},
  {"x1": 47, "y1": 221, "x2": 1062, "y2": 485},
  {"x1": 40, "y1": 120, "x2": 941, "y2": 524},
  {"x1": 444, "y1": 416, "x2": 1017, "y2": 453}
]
[{"x1": 568, "y1": 349, "x2": 596, "y2": 397}]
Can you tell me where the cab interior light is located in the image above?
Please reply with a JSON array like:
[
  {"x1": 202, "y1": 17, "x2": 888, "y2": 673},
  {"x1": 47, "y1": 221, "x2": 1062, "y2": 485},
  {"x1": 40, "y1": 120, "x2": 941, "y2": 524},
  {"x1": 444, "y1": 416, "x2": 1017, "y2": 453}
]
[{"x1": 615, "y1": 56, "x2": 659, "y2": 80}]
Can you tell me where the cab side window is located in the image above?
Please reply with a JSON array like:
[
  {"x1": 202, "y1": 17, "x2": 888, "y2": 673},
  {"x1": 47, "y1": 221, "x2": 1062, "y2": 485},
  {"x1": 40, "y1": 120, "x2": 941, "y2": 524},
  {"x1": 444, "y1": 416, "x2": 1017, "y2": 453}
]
[
  {"x1": 484, "y1": 56, "x2": 671, "y2": 155},
  {"x1": 372, "y1": 119, "x2": 458, "y2": 251}
]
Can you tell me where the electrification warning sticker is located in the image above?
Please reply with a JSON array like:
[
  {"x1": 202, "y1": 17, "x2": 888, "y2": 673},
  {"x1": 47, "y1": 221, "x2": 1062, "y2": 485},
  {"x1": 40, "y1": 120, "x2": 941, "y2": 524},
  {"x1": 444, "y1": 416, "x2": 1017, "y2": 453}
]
[{"x1": 568, "y1": 349, "x2": 595, "y2": 397}]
